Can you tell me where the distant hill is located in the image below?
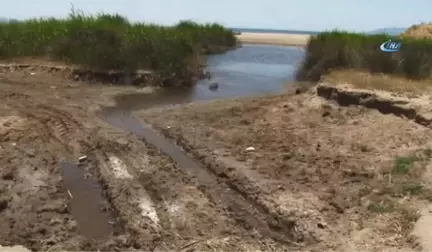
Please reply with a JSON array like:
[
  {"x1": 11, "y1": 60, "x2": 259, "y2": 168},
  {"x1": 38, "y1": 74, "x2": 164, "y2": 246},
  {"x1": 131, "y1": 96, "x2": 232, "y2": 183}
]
[
  {"x1": 367, "y1": 27, "x2": 406, "y2": 35},
  {"x1": 0, "y1": 17, "x2": 20, "y2": 23}
]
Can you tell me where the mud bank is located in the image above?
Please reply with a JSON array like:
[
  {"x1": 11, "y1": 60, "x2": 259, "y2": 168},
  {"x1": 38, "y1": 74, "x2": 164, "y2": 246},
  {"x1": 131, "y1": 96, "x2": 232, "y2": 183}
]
[
  {"x1": 0, "y1": 65, "x2": 295, "y2": 251},
  {"x1": 0, "y1": 62, "x2": 156, "y2": 86},
  {"x1": 136, "y1": 86, "x2": 432, "y2": 251},
  {"x1": 316, "y1": 82, "x2": 432, "y2": 128}
]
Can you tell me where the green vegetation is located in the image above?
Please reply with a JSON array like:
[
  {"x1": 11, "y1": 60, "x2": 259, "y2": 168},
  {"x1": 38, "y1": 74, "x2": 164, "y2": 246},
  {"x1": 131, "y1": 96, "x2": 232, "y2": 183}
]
[
  {"x1": 367, "y1": 201, "x2": 395, "y2": 213},
  {"x1": 393, "y1": 156, "x2": 418, "y2": 174},
  {"x1": 296, "y1": 31, "x2": 432, "y2": 82},
  {"x1": 0, "y1": 10, "x2": 237, "y2": 85}
]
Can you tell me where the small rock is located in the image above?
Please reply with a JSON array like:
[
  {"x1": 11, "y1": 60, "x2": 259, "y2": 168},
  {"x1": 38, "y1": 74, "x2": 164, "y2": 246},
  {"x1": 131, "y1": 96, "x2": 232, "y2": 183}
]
[
  {"x1": 209, "y1": 82, "x2": 219, "y2": 90},
  {"x1": 205, "y1": 72, "x2": 212, "y2": 79},
  {"x1": 322, "y1": 111, "x2": 330, "y2": 117},
  {"x1": 25, "y1": 149, "x2": 35, "y2": 157},
  {"x1": 1, "y1": 171, "x2": 14, "y2": 180},
  {"x1": 49, "y1": 218, "x2": 62, "y2": 226},
  {"x1": 246, "y1": 146, "x2": 255, "y2": 151},
  {"x1": 0, "y1": 198, "x2": 9, "y2": 212},
  {"x1": 78, "y1": 155, "x2": 87, "y2": 162},
  {"x1": 166, "y1": 126, "x2": 171, "y2": 129}
]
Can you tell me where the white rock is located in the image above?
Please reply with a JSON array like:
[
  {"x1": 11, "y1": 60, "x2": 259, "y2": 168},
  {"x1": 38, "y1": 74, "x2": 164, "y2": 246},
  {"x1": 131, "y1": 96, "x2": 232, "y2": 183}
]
[
  {"x1": 78, "y1": 155, "x2": 87, "y2": 162},
  {"x1": 0, "y1": 245, "x2": 30, "y2": 252}
]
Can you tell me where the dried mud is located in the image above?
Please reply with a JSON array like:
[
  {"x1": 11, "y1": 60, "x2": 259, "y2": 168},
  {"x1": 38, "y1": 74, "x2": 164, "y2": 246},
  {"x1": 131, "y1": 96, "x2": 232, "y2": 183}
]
[{"x1": 137, "y1": 85, "x2": 432, "y2": 251}]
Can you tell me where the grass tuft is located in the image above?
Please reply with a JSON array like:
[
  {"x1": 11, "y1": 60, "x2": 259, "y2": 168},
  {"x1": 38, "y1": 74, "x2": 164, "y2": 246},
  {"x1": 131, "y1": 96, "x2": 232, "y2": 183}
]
[{"x1": 393, "y1": 156, "x2": 418, "y2": 174}]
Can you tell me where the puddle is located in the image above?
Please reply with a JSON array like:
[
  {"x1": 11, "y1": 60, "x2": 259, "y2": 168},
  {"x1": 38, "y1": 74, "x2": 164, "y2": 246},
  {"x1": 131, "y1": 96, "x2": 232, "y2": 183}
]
[{"x1": 60, "y1": 161, "x2": 116, "y2": 240}]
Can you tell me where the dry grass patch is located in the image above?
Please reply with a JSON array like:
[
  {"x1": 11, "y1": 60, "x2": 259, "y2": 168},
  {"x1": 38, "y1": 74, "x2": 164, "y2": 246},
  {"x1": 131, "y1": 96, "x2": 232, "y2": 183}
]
[
  {"x1": 322, "y1": 70, "x2": 432, "y2": 94},
  {"x1": 403, "y1": 23, "x2": 432, "y2": 39}
]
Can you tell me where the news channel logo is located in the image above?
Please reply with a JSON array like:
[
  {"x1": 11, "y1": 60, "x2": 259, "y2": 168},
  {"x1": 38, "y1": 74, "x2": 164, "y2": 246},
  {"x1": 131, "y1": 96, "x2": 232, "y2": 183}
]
[{"x1": 380, "y1": 39, "x2": 402, "y2": 53}]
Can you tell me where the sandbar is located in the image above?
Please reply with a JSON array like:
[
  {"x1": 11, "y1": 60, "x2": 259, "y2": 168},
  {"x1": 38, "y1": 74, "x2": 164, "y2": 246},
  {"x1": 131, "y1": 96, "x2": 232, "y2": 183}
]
[{"x1": 236, "y1": 32, "x2": 311, "y2": 46}]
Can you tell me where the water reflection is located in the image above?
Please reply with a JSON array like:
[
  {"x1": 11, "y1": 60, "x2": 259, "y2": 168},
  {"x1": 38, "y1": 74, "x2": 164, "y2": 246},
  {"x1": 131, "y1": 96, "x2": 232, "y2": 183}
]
[{"x1": 113, "y1": 43, "x2": 305, "y2": 111}]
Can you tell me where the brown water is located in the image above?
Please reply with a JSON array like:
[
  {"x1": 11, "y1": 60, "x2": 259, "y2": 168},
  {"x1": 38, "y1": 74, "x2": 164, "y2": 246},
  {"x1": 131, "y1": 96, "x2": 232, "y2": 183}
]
[{"x1": 60, "y1": 161, "x2": 116, "y2": 240}]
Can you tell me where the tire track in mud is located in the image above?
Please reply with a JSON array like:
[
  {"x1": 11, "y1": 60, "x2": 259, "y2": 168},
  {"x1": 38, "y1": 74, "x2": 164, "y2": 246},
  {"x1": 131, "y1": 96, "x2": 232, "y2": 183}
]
[
  {"x1": 2, "y1": 93, "x2": 89, "y2": 153},
  {"x1": 1, "y1": 96, "x2": 128, "y2": 245},
  {"x1": 99, "y1": 109, "x2": 300, "y2": 246},
  {"x1": 2, "y1": 89, "x2": 299, "y2": 246}
]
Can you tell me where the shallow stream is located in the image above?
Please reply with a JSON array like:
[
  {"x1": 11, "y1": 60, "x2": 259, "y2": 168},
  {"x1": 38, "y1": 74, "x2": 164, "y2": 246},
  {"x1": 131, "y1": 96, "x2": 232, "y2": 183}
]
[{"x1": 63, "y1": 44, "x2": 305, "y2": 240}]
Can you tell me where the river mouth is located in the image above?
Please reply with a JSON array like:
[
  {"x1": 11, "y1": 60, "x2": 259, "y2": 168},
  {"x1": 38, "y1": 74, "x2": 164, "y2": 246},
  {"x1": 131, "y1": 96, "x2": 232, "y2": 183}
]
[
  {"x1": 110, "y1": 44, "x2": 304, "y2": 111},
  {"x1": 68, "y1": 44, "x2": 304, "y2": 242}
]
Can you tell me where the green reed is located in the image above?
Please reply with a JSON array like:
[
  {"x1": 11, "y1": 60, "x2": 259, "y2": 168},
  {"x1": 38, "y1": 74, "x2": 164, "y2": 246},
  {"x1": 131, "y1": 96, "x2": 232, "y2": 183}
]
[
  {"x1": 0, "y1": 11, "x2": 237, "y2": 83},
  {"x1": 296, "y1": 31, "x2": 432, "y2": 81}
]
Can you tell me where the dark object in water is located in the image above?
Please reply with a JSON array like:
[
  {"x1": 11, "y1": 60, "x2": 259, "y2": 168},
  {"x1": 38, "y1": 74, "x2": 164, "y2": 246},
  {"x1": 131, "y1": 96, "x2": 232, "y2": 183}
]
[{"x1": 209, "y1": 82, "x2": 219, "y2": 90}]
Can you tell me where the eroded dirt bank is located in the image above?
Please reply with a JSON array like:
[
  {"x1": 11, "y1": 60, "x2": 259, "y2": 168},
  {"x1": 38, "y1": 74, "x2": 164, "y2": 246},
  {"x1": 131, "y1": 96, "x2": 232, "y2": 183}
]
[{"x1": 136, "y1": 84, "x2": 432, "y2": 251}]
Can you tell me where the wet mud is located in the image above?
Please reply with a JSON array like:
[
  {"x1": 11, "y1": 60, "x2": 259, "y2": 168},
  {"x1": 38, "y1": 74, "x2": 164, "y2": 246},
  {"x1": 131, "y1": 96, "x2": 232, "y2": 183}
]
[
  {"x1": 59, "y1": 161, "x2": 116, "y2": 240},
  {"x1": 99, "y1": 108, "x2": 300, "y2": 245}
]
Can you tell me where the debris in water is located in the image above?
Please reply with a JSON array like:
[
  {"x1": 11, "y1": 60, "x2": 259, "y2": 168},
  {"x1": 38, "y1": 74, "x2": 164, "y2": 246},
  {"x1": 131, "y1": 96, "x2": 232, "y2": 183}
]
[
  {"x1": 246, "y1": 146, "x2": 255, "y2": 151},
  {"x1": 167, "y1": 126, "x2": 171, "y2": 129},
  {"x1": 78, "y1": 155, "x2": 88, "y2": 162},
  {"x1": 11, "y1": 143, "x2": 16, "y2": 146},
  {"x1": 67, "y1": 190, "x2": 73, "y2": 199},
  {"x1": 209, "y1": 82, "x2": 219, "y2": 90},
  {"x1": 29, "y1": 72, "x2": 36, "y2": 76}
]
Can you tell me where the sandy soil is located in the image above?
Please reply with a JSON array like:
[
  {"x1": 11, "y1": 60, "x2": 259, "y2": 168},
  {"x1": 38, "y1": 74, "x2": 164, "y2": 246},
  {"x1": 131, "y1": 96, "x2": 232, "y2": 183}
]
[
  {"x1": 236, "y1": 32, "x2": 311, "y2": 46},
  {"x1": 136, "y1": 84, "x2": 432, "y2": 251}
]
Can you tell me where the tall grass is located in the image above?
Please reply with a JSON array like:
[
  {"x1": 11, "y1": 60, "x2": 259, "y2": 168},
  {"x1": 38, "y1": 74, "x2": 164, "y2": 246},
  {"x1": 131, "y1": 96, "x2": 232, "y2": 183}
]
[
  {"x1": 296, "y1": 31, "x2": 432, "y2": 82},
  {"x1": 0, "y1": 11, "x2": 237, "y2": 85}
]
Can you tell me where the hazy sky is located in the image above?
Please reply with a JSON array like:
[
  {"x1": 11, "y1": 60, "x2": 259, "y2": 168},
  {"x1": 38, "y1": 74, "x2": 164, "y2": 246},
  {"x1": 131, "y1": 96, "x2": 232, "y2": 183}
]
[{"x1": 2, "y1": 0, "x2": 431, "y2": 32}]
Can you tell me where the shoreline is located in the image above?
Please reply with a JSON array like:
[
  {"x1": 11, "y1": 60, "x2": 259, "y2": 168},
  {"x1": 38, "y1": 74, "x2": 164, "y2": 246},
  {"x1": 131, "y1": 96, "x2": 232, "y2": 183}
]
[{"x1": 236, "y1": 32, "x2": 311, "y2": 46}]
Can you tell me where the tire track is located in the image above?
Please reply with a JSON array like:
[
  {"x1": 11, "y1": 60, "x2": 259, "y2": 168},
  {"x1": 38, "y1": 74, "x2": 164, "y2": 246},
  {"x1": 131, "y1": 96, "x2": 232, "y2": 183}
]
[{"x1": 99, "y1": 110, "x2": 301, "y2": 246}]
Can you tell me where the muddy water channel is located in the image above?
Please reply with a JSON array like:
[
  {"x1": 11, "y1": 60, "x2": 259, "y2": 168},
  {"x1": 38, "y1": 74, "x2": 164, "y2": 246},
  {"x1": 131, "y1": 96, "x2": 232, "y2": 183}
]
[{"x1": 63, "y1": 44, "x2": 304, "y2": 241}]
